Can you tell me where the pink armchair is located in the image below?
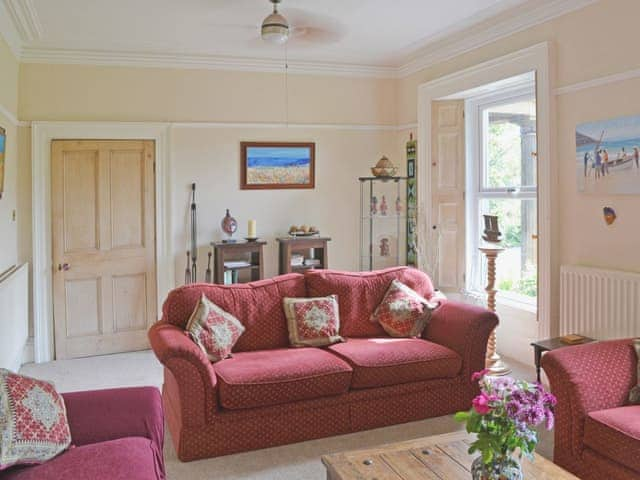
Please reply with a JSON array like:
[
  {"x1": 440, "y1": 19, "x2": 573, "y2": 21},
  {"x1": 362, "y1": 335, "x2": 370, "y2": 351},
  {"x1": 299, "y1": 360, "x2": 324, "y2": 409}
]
[{"x1": 542, "y1": 339, "x2": 640, "y2": 480}]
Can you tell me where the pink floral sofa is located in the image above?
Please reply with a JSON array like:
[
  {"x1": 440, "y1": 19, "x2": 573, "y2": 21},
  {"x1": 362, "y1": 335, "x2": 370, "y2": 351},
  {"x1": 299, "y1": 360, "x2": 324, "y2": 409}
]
[
  {"x1": 542, "y1": 339, "x2": 640, "y2": 480},
  {"x1": 148, "y1": 267, "x2": 498, "y2": 461}
]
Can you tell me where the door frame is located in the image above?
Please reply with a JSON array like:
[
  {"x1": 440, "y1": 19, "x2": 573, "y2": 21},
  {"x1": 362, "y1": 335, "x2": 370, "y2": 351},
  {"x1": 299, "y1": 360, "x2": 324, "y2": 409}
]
[
  {"x1": 417, "y1": 42, "x2": 555, "y2": 341},
  {"x1": 32, "y1": 122, "x2": 173, "y2": 362}
]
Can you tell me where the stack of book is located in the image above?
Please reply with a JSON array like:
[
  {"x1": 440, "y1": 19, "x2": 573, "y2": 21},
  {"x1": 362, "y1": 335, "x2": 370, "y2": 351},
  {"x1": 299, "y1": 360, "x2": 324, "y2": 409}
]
[
  {"x1": 291, "y1": 254, "x2": 304, "y2": 267},
  {"x1": 304, "y1": 258, "x2": 321, "y2": 267}
]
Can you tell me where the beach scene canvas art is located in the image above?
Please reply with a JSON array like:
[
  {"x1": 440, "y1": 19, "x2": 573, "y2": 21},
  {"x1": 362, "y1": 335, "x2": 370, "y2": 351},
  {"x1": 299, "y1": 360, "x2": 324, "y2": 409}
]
[
  {"x1": 576, "y1": 114, "x2": 640, "y2": 194},
  {"x1": 241, "y1": 142, "x2": 315, "y2": 189}
]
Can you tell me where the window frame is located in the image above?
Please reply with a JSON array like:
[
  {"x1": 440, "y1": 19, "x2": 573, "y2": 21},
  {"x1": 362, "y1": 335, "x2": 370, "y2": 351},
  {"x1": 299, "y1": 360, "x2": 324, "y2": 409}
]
[{"x1": 465, "y1": 84, "x2": 538, "y2": 311}]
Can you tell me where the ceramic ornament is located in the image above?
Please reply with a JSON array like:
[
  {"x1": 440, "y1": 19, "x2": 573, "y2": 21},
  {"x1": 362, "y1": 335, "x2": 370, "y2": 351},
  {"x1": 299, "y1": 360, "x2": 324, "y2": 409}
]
[{"x1": 603, "y1": 206, "x2": 617, "y2": 225}]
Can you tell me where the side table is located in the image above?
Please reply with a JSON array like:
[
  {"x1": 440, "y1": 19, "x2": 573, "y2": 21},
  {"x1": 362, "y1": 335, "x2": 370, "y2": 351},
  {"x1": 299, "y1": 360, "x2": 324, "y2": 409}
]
[{"x1": 531, "y1": 337, "x2": 596, "y2": 382}]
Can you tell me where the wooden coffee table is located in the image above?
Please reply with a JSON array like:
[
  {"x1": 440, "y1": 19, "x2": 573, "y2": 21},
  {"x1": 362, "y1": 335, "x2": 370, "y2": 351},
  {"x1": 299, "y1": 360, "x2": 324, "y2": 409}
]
[{"x1": 322, "y1": 431, "x2": 577, "y2": 479}]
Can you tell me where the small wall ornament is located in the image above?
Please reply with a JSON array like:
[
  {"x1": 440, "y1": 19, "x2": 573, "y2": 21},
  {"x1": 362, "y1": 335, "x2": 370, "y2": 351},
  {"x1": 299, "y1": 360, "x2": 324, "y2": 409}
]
[{"x1": 603, "y1": 206, "x2": 617, "y2": 225}]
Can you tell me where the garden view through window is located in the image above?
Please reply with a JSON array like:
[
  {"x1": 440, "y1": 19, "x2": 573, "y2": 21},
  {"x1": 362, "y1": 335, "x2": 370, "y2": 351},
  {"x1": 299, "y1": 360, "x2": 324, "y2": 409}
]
[{"x1": 476, "y1": 95, "x2": 537, "y2": 305}]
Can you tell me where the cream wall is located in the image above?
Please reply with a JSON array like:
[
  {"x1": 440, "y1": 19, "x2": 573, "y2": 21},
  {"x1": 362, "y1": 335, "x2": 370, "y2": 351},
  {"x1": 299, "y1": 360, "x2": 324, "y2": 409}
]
[
  {"x1": 0, "y1": 35, "x2": 19, "y2": 275},
  {"x1": 9, "y1": 0, "x2": 640, "y2": 362},
  {"x1": 171, "y1": 127, "x2": 396, "y2": 282},
  {"x1": 0, "y1": 35, "x2": 27, "y2": 371},
  {"x1": 19, "y1": 64, "x2": 396, "y2": 125},
  {"x1": 395, "y1": 0, "x2": 640, "y2": 339},
  {"x1": 16, "y1": 60, "x2": 399, "y2": 335}
]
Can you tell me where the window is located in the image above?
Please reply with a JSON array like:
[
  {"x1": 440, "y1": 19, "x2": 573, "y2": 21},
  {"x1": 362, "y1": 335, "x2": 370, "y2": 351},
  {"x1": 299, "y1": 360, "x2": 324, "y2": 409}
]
[{"x1": 466, "y1": 89, "x2": 537, "y2": 309}]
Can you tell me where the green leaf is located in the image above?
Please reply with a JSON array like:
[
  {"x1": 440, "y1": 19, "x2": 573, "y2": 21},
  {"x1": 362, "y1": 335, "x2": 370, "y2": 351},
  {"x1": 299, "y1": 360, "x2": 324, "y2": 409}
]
[{"x1": 454, "y1": 411, "x2": 470, "y2": 422}]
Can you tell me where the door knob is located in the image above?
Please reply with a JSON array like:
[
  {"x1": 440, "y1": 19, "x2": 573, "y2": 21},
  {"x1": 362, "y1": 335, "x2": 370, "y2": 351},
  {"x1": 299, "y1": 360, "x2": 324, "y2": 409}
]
[{"x1": 57, "y1": 263, "x2": 70, "y2": 272}]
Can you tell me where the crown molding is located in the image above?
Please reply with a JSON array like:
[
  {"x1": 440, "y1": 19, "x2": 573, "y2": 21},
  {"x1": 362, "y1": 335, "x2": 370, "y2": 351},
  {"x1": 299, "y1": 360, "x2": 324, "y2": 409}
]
[
  {"x1": 0, "y1": 102, "x2": 27, "y2": 127},
  {"x1": 0, "y1": 1, "x2": 23, "y2": 57},
  {"x1": 2, "y1": 0, "x2": 596, "y2": 79},
  {"x1": 396, "y1": 0, "x2": 597, "y2": 78},
  {"x1": 3, "y1": 0, "x2": 42, "y2": 42},
  {"x1": 19, "y1": 47, "x2": 397, "y2": 78}
]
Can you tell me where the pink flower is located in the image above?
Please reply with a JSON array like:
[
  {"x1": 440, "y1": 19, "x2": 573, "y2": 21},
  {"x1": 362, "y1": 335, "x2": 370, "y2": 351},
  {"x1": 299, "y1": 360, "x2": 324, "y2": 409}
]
[
  {"x1": 471, "y1": 369, "x2": 490, "y2": 382},
  {"x1": 472, "y1": 392, "x2": 496, "y2": 415}
]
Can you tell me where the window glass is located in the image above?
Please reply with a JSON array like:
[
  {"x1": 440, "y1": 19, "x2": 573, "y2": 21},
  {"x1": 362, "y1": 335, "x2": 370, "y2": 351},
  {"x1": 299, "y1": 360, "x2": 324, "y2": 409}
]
[
  {"x1": 483, "y1": 99, "x2": 537, "y2": 189},
  {"x1": 480, "y1": 198, "x2": 537, "y2": 299}
]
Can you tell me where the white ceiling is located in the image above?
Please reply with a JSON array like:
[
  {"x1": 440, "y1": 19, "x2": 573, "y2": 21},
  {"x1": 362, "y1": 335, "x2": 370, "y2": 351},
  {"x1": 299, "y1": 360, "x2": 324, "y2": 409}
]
[{"x1": 0, "y1": 0, "x2": 595, "y2": 76}]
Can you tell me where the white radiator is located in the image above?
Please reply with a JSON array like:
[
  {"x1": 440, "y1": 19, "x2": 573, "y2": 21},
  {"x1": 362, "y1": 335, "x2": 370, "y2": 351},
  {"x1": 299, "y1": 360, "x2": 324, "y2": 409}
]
[
  {"x1": 0, "y1": 264, "x2": 29, "y2": 372},
  {"x1": 560, "y1": 265, "x2": 640, "y2": 340}
]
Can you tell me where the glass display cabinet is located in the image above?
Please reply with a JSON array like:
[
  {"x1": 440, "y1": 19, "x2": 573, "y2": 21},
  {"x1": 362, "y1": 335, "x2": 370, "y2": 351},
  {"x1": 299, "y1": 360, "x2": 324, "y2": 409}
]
[{"x1": 359, "y1": 176, "x2": 407, "y2": 271}]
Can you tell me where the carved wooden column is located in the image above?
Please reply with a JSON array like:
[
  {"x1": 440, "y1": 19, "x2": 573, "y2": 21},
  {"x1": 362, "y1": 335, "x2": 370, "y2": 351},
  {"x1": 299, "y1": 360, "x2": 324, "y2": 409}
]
[{"x1": 479, "y1": 246, "x2": 511, "y2": 376}]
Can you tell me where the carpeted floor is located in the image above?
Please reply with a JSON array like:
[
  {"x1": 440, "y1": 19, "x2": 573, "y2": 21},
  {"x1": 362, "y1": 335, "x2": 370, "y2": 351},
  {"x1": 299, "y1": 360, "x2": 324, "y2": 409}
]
[{"x1": 21, "y1": 350, "x2": 553, "y2": 480}]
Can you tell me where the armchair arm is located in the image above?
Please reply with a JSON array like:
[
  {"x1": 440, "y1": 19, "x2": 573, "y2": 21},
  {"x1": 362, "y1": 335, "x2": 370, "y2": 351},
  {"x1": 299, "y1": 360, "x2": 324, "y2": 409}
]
[
  {"x1": 424, "y1": 300, "x2": 498, "y2": 381},
  {"x1": 148, "y1": 321, "x2": 218, "y2": 426},
  {"x1": 541, "y1": 339, "x2": 637, "y2": 457},
  {"x1": 62, "y1": 387, "x2": 163, "y2": 448}
]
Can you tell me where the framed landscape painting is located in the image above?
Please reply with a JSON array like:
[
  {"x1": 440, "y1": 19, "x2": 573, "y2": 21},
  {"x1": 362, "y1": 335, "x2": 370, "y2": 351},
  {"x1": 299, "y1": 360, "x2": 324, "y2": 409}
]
[
  {"x1": 241, "y1": 142, "x2": 315, "y2": 189},
  {"x1": 0, "y1": 126, "x2": 5, "y2": 199},
  {"x1": 576, "y1": 114, "x2": 640, "y2": 194}
]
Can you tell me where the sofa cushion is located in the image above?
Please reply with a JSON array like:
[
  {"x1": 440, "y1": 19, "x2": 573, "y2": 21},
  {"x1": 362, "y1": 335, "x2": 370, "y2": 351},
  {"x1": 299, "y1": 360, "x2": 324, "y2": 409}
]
[
  {"x1": 2, "y1": 437, "x2": 162, "y2": 480},
  {"x1": 283, "y1": 295, "x2": 343, "y2": 347},
  {"x1": 305, "y1": 267, "x2": 435, "y2": 337},
  {"x1": 214, "y1": 348, "x2": 353, "y2": 410},
  {"x1": 584, "y1": 406, "x2": 640, "y2": 473},
  {"x1": 185, "y1": 294, "x2": 245, "y2": 362},
  {"x1": 371, "y1": 280, "x2": 438, "y2": 337},
  {"x1": 161, "y1": 274, "x2": 306, "y2": 352},
  {"x1": 0, "y1": 369, "x2": 71, "y2": 471},
  {"x1": 328, "y1": 337, "x2": 462, "y2": 389}
]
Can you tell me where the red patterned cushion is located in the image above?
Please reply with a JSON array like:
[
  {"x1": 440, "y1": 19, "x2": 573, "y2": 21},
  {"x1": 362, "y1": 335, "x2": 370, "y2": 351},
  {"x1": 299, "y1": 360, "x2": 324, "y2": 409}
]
[
  {"x1": 213, "y1": 348, "x2": 353, "y2": 410},
  {"x1": 162, "y1": 274, "x2": 306, "y2": 352},
  {"x1": 186, "y1": 294, "x2": 245, "y2": 362},
  {"x1": 584, "y1": 406, "x2": 640, "y2": 473},
  {"x1": 328, "y1": 338, "x2": 462, "y2": 389},
  {"x1": 371, "y1": 279, "x2": 438, "y2": 337},
  {"x1": 0, "y1": 369, "x2": 71, "y2": 470},
  {"x1": 305, "y1": 267, "x2": 435, "y2": 337},
  {"x1": 283, "y1": 295, "x2": 343, "y2": 347}
]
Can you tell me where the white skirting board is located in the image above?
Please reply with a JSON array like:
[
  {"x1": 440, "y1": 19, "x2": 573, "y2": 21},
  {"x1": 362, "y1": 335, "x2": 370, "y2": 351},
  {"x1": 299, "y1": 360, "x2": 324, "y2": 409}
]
[{"x1": 0, "y1": 263, "x2": 30, "y2": 372}]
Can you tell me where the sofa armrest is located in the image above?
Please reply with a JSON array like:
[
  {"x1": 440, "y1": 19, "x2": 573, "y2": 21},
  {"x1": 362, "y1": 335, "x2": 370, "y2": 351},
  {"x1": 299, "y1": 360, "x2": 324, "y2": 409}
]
[
  {"x1": 62, "y1": 387, "x2": 163, "y2": 448},
  {"x1": 541, "y1": 339, "x2": 637, "y2": 457},
  {"x1": 424, "y1": 300, "x2": 498, "y2": 381},
  {"x1": 148, "y1": 321, "x2": 218, "y2": 426}
]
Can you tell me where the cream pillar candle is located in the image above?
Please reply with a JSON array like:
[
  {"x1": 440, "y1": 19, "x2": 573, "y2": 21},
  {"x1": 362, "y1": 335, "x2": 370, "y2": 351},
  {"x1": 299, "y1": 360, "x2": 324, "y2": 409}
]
[{"x1": 248, "y1": 219, "x2": 257, "y2": 238}]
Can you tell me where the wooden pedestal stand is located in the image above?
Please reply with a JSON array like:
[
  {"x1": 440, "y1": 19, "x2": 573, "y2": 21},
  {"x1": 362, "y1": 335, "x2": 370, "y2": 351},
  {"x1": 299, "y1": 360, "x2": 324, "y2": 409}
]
[{"x1": 479, "y1": 246, "x2": 511, "y2": 376}]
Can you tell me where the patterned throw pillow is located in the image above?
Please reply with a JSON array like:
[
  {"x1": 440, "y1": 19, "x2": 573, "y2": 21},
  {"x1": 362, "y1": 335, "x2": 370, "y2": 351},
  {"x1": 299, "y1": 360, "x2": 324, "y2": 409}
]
[
  {"x1": 186, "y1": 294, "x2": 246, "y2": 362},
  {"x1": 370, "y1": 279, "x2": 439, "y2": 337},
  {"x1": 0, "y1": 369, "x2": 71, "y2": 470},
  {"x1": 629, "y1": 338, "x2": 640, "y2": 404},
  {"x1": 283, "y1": 295, "x2": 343, "y2": 347}
]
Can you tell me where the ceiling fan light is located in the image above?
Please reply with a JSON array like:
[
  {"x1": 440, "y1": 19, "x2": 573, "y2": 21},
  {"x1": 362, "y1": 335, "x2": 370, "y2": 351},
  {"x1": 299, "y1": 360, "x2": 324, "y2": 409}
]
[{"x1": 261, "y1": 12, "x2": 289, "y2": 44}]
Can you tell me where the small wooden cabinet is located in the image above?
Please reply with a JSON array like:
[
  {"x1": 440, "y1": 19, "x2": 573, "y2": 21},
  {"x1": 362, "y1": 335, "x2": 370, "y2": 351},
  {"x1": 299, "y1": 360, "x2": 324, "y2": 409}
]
[
  {"x1": 211, "y1": 241, "x2": 266, "y2": 284},
  {"x1": 277, "y1": 237, "x2": 330, "y2": 275}
]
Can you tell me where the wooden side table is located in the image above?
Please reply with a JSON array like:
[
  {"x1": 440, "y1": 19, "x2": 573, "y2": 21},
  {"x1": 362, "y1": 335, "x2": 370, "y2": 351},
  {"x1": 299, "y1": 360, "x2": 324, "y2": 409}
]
[
  {"x1": 276, "y1": 236, "x2": 330, "y2": 275},
  {"x1": 211, "y1": 241, "x2": 266, "y2": 284},
  {"x1": 531, "y1": 337, "x2": 596, "y2": 382}
]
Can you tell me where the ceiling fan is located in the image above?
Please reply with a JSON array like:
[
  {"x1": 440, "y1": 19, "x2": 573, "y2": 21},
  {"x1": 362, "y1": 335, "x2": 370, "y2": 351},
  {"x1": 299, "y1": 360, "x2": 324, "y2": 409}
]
[
  {"x1": 219, "y1": 0, "x2": 345, "y2": 48},
  {"x1": 261, "y1": 0, "x2": 290, "y2": 45}
]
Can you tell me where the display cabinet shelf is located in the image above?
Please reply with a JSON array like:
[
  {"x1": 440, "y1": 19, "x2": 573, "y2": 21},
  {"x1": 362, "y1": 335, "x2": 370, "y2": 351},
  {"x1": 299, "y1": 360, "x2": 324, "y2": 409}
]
[{"x1": 359, "y1": 176, "x2": 407, "y2": 271}]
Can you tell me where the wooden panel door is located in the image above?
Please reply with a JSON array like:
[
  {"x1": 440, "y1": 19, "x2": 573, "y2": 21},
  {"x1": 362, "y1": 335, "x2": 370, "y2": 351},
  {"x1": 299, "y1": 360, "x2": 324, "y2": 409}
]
[
  {"x1": 431, "y1": 101, "x2": 465, "y2": 292},
  {"x1": 52, "y1": 140, "x2": 156, "y2": 359}
]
